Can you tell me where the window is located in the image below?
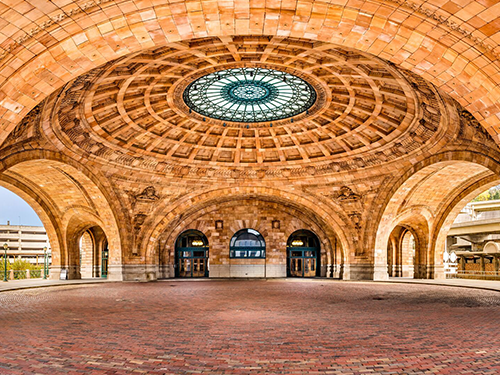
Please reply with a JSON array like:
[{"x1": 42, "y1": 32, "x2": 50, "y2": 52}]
[
  {"x1": 176, "y1": 230, "x2": 208, "y2": 248},
  {"x1": 230, "y1": 228, "x2": 266, "y2": 258}
]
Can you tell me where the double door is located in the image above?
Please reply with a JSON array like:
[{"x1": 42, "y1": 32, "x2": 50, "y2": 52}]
[
  {"x1": 287, "y1": 248, "x2": 318, "y2": 277},
  {"x1": 176, "y1": 247, "x2": 209, "y2": 277}
]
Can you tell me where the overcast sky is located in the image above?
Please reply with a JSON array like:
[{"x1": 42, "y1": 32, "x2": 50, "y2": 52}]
[{"x1": 0, "y1": 186, "x2": 42, "y2": 226}]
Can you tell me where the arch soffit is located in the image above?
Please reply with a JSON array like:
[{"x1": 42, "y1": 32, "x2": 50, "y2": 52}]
[
  {"x1": 0, "y1": 2, "x2": 498, "y2": 145},
  {"x1": 373, "y1": 152, "x2": 500, "y2": 229}
]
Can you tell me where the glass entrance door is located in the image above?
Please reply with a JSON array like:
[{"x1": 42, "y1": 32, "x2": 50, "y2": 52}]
[
  {"x1": 101, "y1": 249, "x2": 109, "y2": 278},
  {"x1": 176, "y1": 248, "x2": 209, "y2": 278},
  {"x1": 287, "y1": 248, "x2": 318, "y2": 277}
]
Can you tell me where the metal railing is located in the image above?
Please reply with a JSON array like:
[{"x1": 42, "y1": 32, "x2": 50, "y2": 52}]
[
  {"x1": 449, "y1": 270, "x2": 500, "y2": 279},
  {"x1": 0, "y1": 269, "x2": 44, "y2": 280}
]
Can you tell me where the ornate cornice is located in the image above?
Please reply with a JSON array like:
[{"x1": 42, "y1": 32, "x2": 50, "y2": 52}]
[
  {"x1": 386, "y1": 0, "x2": 498, "y2": 60},
  {"x1": 0, "y1": 0, "x2": 115, "y2": 64}
]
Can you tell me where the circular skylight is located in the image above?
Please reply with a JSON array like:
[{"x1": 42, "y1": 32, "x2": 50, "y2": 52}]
[{"x1": 183, "y1": 68, "x2": 317, "y2": 123}]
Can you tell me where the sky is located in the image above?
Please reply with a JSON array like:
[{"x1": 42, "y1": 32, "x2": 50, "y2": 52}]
[{"x1": 0, "y1": 186, "x2": 43, "y2": 226}]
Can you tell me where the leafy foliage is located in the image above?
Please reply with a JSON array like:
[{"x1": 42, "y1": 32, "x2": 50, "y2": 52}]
[
  {"x1": 472, "y1": 185, "x2": 500, "y2": 202},
  {"x1": 0, "y1": 257, "x2": 44, "y2": 279}
]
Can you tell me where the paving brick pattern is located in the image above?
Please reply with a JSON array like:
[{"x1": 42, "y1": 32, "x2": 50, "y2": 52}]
[{"x1": 1, "y1": 280, "x2": 500, "y2": 374}]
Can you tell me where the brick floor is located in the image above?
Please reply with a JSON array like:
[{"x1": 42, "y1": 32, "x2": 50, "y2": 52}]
[{"x1": 0, "y1": 280, "x2": 499, "y2": 374}]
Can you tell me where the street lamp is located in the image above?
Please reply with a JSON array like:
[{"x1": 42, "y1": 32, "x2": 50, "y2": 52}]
[
  {"x1": 43, "y1": 246, "x2": 48, "y2": 279},
  {"x1": 3, "y1": 243, "x2": 8, "y2": 282}
]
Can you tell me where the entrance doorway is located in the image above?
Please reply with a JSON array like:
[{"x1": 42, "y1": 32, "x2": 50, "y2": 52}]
[
  {"x1": 287, "y1": 230, "x2": 320, "y2": 277},
  {"x1": 175, "y1": 230, "x2": 209, "y2": 278}
]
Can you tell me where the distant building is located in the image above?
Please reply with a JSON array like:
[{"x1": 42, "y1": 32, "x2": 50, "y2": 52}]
[
  {"x1": 0, "y1": 222, "x2": 50, "y2": 264},
  {"x1": 448, "y1": 200, "x2": 500, "y2": 277}
]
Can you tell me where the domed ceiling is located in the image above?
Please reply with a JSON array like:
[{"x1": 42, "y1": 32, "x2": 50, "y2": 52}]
[{"x1": 42, "y1": 36, "x2": 444, "y2": 177}]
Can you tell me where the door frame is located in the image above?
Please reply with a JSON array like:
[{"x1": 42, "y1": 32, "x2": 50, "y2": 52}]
[
  {"x1": 287, "y1": 246, "x2": 320, "y2": 277},
  {"x1": 175, "y1": 246, "x2": 209, "y2": 278}
]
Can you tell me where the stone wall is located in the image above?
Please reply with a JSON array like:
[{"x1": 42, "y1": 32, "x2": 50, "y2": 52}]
[{"x1": 158, "y1": 200, "x2": 341, "y2": 279}]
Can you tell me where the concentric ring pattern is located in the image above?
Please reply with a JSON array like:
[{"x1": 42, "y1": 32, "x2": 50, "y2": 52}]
[
  {"x1": 51, "y1": 36, "x2": 427, "y2": 170},
  {"x1": 183, "y1": 68, "x2": 317, "y2": 123}
]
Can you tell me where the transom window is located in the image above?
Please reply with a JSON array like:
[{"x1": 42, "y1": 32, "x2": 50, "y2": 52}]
[
  {"x1": 176, "y1": 229, "x2": 208, "y2": 249},
  {"x1": 183, "y1": 68, "x2": 317, "y2": 123},
  {"x1": 230, "y1": 228, "x2": 266, "y2": 258}
]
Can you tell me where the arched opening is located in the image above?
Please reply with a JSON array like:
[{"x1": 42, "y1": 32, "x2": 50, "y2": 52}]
[
  {"x1": 0, "y1": 186, "x2": 52, "y2": 280},
  {"x1": 375, "y1": 157, "x2": 500, "y2": 280},
  {"x1": 287, "y1": 230, "x2": 320, "y2": 278},
  {"x1": 446, "y1": 184, "x2": 500, "y2": 279},
  {"x1": 0, "y1": 155, "x2": 124, "y2": 280},
  {"x1": 387, "y1": 227, "x2": 416, "y2": 278},
  {"x1": 78, "y1": 226, "x2": 109, "y2": 279},
  {"x1": 230, "y1": 229, "x2": 266, "y2": 259},
  {"x1": 175, "y1": 230, "x2": 209, "y2": 278}
]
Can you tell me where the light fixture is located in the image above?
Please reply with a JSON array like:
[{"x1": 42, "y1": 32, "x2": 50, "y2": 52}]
[
  {"x1": 291, "y1": 239, "x2": 304, "y2": 247},
  {"x1": 192, "y1": 240, "x2": 204, "y2": 247}
]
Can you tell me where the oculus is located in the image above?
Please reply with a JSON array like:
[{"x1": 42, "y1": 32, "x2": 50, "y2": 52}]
[{"x1": 183, "y1": 68, "x2": 317, "y2": 123}]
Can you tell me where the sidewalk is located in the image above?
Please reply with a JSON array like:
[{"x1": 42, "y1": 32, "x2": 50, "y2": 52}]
[
  {"x1": 0, "y1": 278, "x2": 112, "y2": 292},
  {"x1": 1, "y1": 276, "x2": 499, "y2": 293},
  {"x1": 385, "y1": 277, "x2": 500, "y2": 292}
]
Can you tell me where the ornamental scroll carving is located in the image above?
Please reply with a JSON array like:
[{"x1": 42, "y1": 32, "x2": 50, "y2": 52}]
[
  {"x1": 336, "y1": 186, "x2": 362, "y2": 202},
  {"x1": 135, "y1": 186, "x2": 160, "y2": 202},
  {"x1": 457, "y1": 106, "x2": 497, "y2": 146}
]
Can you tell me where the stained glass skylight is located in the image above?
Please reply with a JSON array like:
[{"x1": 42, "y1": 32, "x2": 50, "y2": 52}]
[{"x1": 183, "y1": 68, "x2": 317, "y2": 123}]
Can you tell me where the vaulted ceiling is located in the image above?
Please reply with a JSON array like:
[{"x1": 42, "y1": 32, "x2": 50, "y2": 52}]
[{"x1": 0, "y1": 0, "x2": 498, "y2": 151}]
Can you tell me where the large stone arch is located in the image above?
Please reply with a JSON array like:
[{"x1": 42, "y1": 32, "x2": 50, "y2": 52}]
[
  {"x1": 137, "y1": 186, "x2": 353, "y2": 280},
  {"x1": 0, "y1": 175, "x2": 63, "y2": 271},
  {"x1": 0, "y1": 150, "x2": 126, "y2": 279},
  {"x1": 156, "y1": 198, "x2": 343, "y2": 279},
  {"x1": 373, "y1": 151, "x2": 500, "y2": 280},
  {"x1": 0, "y1": 1, "x2": 498, "y2": 148},
  {"x1": 431, "y1": 175, "x2": 500, "y2": 270}
]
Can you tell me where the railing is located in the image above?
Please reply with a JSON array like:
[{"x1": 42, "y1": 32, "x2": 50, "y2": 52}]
[
  {"x1": 30, "y1": 269, "x2": 42, "y2": 278},
  {"x1": 0, "y1": 269, "x2": 44, "y2": 280},
  {"x1": 449, "y1": 270, "x2": 500, "y2": 280}
]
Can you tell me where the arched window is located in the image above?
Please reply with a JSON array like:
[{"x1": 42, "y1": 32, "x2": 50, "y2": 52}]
[
  {"x1": 176, "y1": 229, "x2": 209, "y2": 248},
  {"x1": 230, "y1": 228, "x2": 265, "y2": 258},
  {"x1": 287, "y1": 230, "x2": 320, "y2": 248}
]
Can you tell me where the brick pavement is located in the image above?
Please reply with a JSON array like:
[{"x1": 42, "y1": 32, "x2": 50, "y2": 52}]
[{"x1": 0, "y1": 280, "x2": 499, "y2": 374}]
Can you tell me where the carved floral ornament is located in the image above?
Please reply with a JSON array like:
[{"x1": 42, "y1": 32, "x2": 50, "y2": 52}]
[{"x1": 336, "y1": 186, "x2": 362, "y2": 202}]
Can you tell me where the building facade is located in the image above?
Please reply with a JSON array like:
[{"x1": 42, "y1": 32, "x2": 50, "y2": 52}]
[
  {"x1": 448, "y1": 200, "x2": 500, "y2": 277},
  {"x1": 0, "y1": 1, "x2": 498, "y2": 282},
  {"x1": 0, "y1": 223, "x2": 49, "y2": 264}
]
